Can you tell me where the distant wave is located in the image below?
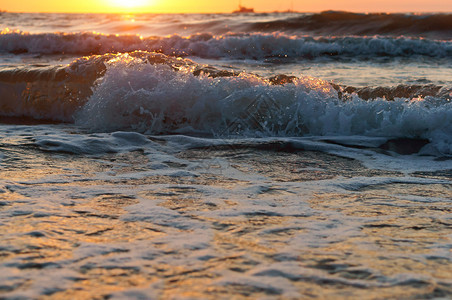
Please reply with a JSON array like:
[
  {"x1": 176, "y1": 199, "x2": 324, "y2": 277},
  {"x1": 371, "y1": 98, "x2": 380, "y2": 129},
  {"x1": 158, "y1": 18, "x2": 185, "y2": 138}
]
[
  {"x1": 0, "y1": 51, "x2": 451, "y2": 155},
  {"x1": 247, "y1": 11, "x2": 452, "y2": 39},
  {"x1": 2, "y1": 11, "x2": 451, "y2": 39},
  {"x1": 1, "y1": 30, "x2": 452, "y2": 60}
]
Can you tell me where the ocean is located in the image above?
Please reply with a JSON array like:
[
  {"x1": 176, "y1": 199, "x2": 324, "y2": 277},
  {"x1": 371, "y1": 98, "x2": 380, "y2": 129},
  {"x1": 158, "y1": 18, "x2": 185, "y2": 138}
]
[{"x1": 0, "y1": 11, "x2": 451, "y2": 299}]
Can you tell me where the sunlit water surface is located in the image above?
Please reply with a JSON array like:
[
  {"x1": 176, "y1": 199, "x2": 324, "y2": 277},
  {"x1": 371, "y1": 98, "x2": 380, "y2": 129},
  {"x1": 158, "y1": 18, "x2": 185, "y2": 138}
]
[{"x1": 1, "y1": 12, "x2": 452, "y2": 299}]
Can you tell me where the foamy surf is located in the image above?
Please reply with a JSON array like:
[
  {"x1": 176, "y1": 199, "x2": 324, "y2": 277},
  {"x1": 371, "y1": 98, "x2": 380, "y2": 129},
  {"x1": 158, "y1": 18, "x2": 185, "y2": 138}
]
[{"x1": 2, "y1": 30, "x2": 452, "y2": 59}]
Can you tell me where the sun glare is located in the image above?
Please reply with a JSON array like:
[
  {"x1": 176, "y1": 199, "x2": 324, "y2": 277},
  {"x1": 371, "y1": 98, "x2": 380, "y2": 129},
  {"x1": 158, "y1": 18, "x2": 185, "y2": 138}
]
[{"x1": 110, "y1": 0, "x2": 150, "y2": 9}]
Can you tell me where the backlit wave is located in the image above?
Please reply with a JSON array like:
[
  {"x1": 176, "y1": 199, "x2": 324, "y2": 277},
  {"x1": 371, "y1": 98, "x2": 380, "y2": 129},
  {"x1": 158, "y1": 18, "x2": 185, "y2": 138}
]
[{"x1": 0, "y1": 51, "x2": 451, "y2": 155}]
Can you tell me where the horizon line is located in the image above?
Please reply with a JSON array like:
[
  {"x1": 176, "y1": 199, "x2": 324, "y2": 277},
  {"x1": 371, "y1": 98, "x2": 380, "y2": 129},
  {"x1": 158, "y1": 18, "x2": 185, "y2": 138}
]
[{"x1": 1, "y1": 9, "x2": 452, "y2": 14}]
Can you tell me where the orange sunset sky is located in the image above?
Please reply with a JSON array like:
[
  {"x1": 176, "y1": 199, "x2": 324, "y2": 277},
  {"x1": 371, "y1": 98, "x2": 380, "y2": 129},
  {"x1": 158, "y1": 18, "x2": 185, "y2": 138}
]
[{"x1": 0, "y1": 0, "x2": 451, "y2": 13}]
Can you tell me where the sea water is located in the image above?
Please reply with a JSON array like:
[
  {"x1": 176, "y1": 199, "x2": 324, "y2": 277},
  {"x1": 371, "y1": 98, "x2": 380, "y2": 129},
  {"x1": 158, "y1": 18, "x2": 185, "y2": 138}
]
[{"x1": 0, "y1": 11, "x2": 451, "y2": 299}]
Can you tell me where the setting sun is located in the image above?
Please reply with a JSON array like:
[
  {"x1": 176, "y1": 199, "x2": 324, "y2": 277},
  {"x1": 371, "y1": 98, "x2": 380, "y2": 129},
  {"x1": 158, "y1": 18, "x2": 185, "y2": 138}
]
[{"x1": 109, "y1": 0, "x2": 150, "y2": 9}]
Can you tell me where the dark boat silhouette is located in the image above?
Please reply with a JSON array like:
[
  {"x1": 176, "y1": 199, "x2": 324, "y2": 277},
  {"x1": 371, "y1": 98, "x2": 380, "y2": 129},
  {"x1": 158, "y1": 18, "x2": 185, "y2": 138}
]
[{"x1": 233, "y1": 1, "x2": 254, "y2": 13}]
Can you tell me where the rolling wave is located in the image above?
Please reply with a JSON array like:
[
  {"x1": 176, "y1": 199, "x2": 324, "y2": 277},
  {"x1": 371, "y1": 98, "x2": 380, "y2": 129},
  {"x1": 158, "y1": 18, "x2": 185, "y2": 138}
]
[
  {"x1": 247, "y1": 11, "x2": 452, "y2": 39},
  {"x1": 1, "y1": 29, "x2": 451, "y2": 60},
  {"x1": 0, "y1": 51, "x2": 451, "y2": 155}
]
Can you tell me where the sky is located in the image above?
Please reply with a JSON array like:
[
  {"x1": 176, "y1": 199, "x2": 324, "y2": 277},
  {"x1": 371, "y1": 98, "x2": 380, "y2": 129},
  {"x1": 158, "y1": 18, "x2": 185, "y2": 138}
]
[{"x1": 0, "y1": 0, "x2": 451, "y2": 13}]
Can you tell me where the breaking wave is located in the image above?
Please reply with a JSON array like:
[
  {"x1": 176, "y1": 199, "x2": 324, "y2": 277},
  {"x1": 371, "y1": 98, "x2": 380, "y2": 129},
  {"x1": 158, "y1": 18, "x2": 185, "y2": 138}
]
[
  {"x1": 1, "y1": 29, "x2": 452, "y2": 60},
  {"x1": 1, "y1": 51, "x2": 451, "y2": 155}
]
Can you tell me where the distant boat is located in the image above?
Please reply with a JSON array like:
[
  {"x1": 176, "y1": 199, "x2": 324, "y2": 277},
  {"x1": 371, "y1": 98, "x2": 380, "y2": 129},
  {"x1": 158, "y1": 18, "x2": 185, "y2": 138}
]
[
  {"x1": 233, "y1": 1, "x2": 254, "y2": 13},
  {"x1": 285, "y1": 0, "x2": 295, "y2": 13}
]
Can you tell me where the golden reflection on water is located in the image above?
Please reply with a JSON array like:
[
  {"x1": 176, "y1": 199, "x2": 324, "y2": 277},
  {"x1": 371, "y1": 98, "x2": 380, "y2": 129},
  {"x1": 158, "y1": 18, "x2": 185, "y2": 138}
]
[{"x1": 1, "y1": 146, "x2": 451, "y2": 299}]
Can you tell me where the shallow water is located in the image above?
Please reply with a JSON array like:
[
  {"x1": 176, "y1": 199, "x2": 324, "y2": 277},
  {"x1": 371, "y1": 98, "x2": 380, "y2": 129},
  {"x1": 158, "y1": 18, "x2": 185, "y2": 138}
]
[
  {"x1": 1, "y1": 126, "x2": 451, "y2": 298},
  {"x1": 1, "y1": 11, "x2": 452, "y2": 299}
]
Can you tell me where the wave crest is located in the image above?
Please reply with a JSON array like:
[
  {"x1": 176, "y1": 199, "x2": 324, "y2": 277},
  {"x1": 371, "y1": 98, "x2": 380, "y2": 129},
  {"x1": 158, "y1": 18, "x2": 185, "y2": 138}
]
[{"x1": 74, "y1": 53, "x2": 452, "y2": 155}]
